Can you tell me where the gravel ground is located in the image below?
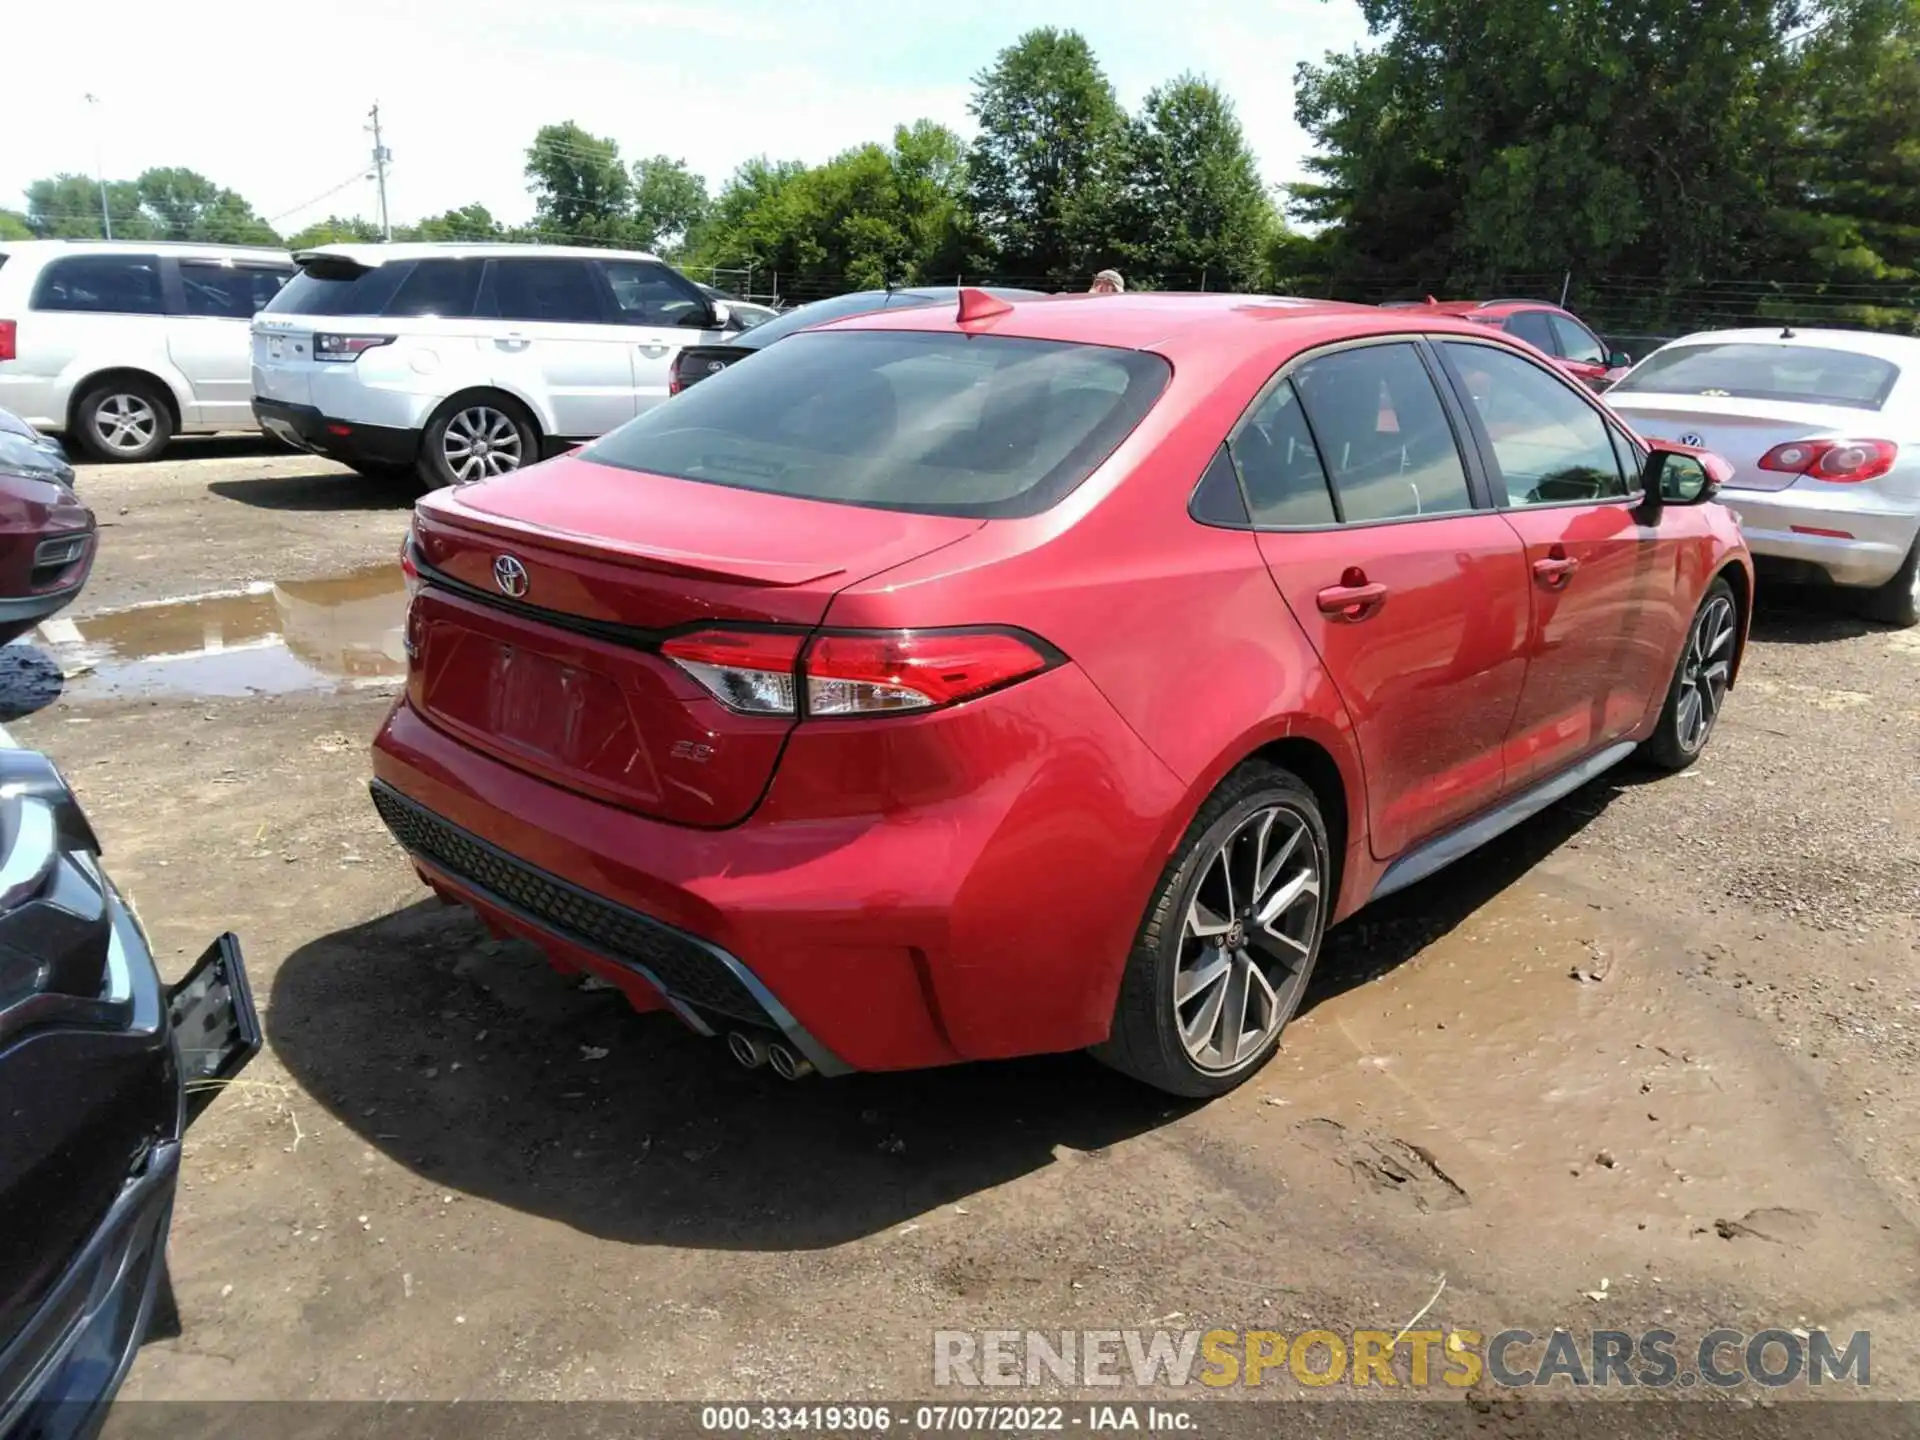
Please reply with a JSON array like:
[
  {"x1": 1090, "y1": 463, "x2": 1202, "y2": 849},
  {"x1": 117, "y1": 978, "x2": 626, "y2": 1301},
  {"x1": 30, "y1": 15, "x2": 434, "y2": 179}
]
[{"x1": 7, "y1": 441, "x2": 1917, "y2": 1429}]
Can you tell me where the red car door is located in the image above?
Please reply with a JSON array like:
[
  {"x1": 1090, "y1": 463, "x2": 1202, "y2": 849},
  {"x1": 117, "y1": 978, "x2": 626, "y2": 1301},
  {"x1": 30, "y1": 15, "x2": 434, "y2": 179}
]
[
  {"x1": 1237, "y1": 340, "x2": 1531, "y2": 861},
  {"x1": 1433, "y1": 338, "x2": 1675, "y2": 788}
]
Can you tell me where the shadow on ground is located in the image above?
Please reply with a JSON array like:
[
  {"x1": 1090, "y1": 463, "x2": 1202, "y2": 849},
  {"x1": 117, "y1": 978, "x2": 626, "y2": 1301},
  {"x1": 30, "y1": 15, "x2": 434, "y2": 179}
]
[
  {"x1": 1748, "y1": 579, "x2": 1896, "y2": 645},
  {"x1": 208, "y1": 470, "x2": 413, "y2": 513},
  {"x1": 271, "y1": 760, "x2": 1642, "y2": 1252}
]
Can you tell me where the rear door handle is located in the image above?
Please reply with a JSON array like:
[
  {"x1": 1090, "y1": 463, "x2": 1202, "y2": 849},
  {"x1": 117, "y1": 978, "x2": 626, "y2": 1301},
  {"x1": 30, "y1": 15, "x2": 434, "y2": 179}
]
[
  {"x1": 494, "y1": 333, "x2": 531, "y2": 352},
  {"x1": 1316, "y1": 581, "x2": 1389, "y2": 621}
]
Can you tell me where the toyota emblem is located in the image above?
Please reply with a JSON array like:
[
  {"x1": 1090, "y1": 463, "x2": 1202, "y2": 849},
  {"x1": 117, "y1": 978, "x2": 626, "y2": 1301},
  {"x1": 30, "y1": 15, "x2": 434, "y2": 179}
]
[
  {"x1": 1678, "y1": 432, "x2": 1705, "y2": 448},
  {"x1": 493, "y1": 554, "x2": 529, "y2": 598}
]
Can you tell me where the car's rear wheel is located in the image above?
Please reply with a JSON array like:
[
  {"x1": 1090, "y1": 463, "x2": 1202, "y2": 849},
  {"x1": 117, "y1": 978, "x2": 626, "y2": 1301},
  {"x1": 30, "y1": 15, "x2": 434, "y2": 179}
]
[
  {"x1": 417, "y1": 394, "x2": 537, "y2": 492},
  {"x1": 1858, "y1": 537, "x2": 1920, "y2": 628},
  {"x1": 1093, "y1": 763, "x2": 1330, "y2": 1098},
  {"x1": 74, "y1": 377, "x2": 173, "y2": 463},
  {"x1": 1642, "y1": 576, "x2": 1738, "y2": 772}
]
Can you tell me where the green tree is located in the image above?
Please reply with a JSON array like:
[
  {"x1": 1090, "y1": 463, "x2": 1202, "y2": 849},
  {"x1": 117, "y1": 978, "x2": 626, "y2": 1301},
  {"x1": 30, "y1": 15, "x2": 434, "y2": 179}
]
[
  {"x1": 630, "y1": 156, "x2": 709, "y2": 255},
  {"x1": 964, "y1": 27, "x2": 1127, "y2": 283},
  {"x1": 133, "y1": 168, "x2": 278, "y2": 244},
  {"x1": 285, "y1": 215, "x2": 384, "y2": 250},
  {"x1": 890, "y1": 120, "x2": 970, "y2": 281},
  {"x1": 24, "y1": 175, "x2": 156, "y2": 240},
  {"x1": 1119, "y1": 75, "x2": 1277, "y2": 290},
  {"x1": 526, "y1": 122, "x2": 634, "y2": 243},
  {"x1": 0, "y1": 210, "x2": 30, "y2": 241},
  {"x1": 400, "y1": 204, "x2": 508, "y2": 243}
]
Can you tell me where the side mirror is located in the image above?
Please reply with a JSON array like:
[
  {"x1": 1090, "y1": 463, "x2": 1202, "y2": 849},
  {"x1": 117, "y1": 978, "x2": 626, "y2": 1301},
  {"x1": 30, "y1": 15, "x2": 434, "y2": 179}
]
[
  {"x1": 708, "y1": 300, "x2": 734, "y2": 330},
  {"x1": 1637, "y1": 440, "x2": 1729, "y2": 522},
  {"x1": 1607, "y1": 351, "x2": 1633, "y2": 369}
]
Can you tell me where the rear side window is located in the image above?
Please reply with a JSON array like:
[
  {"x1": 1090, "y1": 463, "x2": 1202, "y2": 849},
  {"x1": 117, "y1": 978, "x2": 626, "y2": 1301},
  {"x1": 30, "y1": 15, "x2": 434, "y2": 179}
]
[
  {"x1": 1290, "y1": 343, "x2": 1474, "y2": 522},
  {"x1": 384, "y1": 258, "x2": 484, "y2": 318},
  {"x1": 1609, "y1": 342, "x2": 1900, "y2": 411},
  {"x1": 1504, "y1": 310, "x2": 1557, "y2": 353},
  {"x1": 31, "y1": 255, "x2": 164, "y2": 315},
  {"x1": 264, "y1": 260, "x2": 412, "y2": 317},
  {"x1": 1228, "y1": 378, "x2": 1337, "y2": 526},
  {"x1": 484, "y1": 259, "x2": 604, "y2": 324},
  {"x1": 583, "y1": 329, "x2": 1171, "y2": 519},
  {"x1": 179, "y1": 262, "x2": 292, "y2": 318}
]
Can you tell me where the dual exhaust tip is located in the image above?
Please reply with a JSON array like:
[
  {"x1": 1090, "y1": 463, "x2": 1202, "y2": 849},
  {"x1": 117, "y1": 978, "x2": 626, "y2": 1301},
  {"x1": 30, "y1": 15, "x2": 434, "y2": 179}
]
[{"x1": 727, "y1": 1029, "x2": 814, "y2": 1080}]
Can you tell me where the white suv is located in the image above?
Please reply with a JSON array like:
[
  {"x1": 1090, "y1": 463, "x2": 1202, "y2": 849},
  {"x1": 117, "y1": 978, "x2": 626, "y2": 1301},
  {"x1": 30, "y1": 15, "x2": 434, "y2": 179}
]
[
  {"x1": 250, "y1": 243, "x2": 747, "y2": 490},
  {"x1": 0, "y1": 240, "x2": 295, "y2": 462}
]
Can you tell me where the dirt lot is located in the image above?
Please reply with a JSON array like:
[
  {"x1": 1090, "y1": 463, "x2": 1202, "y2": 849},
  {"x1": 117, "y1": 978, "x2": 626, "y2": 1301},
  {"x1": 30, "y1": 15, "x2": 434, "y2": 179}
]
[{"x1": 9, "y1": 441, "x2": 1919, "y2": 1416}]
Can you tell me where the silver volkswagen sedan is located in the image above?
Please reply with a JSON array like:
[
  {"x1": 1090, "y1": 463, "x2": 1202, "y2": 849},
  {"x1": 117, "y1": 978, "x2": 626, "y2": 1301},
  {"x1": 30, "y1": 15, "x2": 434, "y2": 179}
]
[{"x1": 1607, "y1": 327, "x2": 1920, "y2": 626}]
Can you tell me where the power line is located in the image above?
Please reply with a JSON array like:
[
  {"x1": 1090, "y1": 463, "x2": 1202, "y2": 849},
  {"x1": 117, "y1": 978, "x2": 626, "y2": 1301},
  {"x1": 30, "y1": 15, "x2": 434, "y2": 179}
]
[{"x1": 266, "y1": 168, "x2": 373, "y2": 225}]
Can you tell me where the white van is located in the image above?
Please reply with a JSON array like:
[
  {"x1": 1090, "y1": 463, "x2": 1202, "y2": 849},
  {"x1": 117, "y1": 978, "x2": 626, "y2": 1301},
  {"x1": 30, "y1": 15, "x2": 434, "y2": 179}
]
[
  {"x1": 250, "y1": 243, "x2": 747, "y2": 490},
  {"x1": 0, "y1": 240, "x2": 295, "y2": 462}
]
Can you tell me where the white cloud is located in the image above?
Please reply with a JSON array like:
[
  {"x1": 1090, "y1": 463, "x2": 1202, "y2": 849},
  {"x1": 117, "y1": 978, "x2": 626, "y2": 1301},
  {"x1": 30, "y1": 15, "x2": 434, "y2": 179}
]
[{"x1": 5, "y1": 0, "x2": 1368, "y2": 235}]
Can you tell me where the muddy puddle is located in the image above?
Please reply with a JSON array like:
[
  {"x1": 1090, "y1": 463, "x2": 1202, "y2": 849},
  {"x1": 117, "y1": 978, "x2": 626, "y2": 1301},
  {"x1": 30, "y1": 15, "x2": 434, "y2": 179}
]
[
  {"x1": 17, "y1": 564, "x2": 407, "y2": 703},
  {"x1": 1245, "y1": 884, "x2": 1912, "y2": 1311}
]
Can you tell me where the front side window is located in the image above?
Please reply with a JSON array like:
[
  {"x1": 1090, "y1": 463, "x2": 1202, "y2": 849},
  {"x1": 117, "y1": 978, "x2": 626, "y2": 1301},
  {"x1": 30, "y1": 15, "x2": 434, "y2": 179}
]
[
  {"x1": 179, "y1": 262, "x2": 291, "y2": 318},
  {"x1": 600, "y1": 261, "x2": 708, "y2": 327},
  {"x1": 1549, "y1": 313, "x2": 1606, "y2": 365},
  {"x1": 32, "y1": 255, "x2": 164, "y2": 315},
  {"x1": 484, "y1": 259, "x2": 605, "y2": 324},
  {"x1": 1442, "y1": 341, "x2": 1626, "y2": 505},
  {"x1": 583, "y1": 329, "x2": 1171, "y2": 519},
  {"x1": 1289, "y1": 343, "x2": 1474, "y2": 522}
]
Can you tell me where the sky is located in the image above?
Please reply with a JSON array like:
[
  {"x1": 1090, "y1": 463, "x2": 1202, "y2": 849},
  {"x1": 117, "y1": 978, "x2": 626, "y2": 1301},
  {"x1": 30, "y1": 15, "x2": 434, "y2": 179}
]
[{"x1": 6, "y1": 0, "x2": 1372, "y2": 237}]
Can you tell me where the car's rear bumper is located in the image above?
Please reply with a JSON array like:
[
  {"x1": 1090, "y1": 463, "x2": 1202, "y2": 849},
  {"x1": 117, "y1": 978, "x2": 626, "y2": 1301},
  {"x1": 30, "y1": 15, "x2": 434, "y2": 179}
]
[
  {"x1": 252, "y1": 398, "x2": 416, "y2": 470},
  {"x1": 1721, "y1": 486, "x2": 1920, "y2": 588},
  {"x1": 368, "y1": 668, "x2": 1186, "y2": 1073}
]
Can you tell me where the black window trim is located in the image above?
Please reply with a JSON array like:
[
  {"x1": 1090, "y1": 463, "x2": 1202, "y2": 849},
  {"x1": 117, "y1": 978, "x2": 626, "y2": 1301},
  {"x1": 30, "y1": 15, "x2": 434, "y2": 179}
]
[
  {"x1": 28, "y1": 251, "x2": 168, "y2": 317},
  {"x1": 1428, "y1": 333, "x2": 1651, "y2": 515},
  {"x1": 1188, "y1": 332, "x2": 1498, "y2": 534}
]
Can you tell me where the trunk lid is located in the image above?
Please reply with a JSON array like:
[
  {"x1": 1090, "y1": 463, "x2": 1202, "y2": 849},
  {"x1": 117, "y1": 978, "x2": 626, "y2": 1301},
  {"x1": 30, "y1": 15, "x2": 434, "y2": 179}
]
[
  {"x1": 1609, "y1": 394, "x2": 1859, "y2": 493},
  {"x1": 250, "y1": 315, "x2": 317, "y2": 408},
  {"x1": 408, "y1": 454, "x2": 983, "y2": 826}
]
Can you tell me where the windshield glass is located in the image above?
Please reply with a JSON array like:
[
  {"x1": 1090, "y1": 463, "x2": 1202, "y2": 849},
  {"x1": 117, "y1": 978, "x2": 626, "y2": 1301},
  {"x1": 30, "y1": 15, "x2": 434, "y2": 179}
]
[
  {"x1": 585, "y1": 329, "x2": 1170, "y2": 518},
  {"x1": 1610, "y1": 342, "x2": 1900, "y2": 411}
]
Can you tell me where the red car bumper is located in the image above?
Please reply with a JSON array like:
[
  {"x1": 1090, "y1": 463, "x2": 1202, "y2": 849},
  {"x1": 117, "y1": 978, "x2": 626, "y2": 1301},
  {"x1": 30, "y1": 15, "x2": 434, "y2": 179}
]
[{"x1": 369, "y1": 663, "x2": 1188, "y2": 1074}]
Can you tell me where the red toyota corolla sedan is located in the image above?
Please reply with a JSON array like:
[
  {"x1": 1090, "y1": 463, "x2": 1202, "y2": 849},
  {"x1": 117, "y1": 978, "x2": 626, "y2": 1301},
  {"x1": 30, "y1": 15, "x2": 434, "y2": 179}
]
[{"x1": 370, "y1": 291, "x2": 1752, "y2": 1098}]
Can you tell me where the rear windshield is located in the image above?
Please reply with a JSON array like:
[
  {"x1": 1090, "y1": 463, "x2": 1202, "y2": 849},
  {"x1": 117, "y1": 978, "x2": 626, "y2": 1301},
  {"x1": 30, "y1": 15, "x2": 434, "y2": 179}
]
[
  {"x1": 584, "y1": 329, "x2": 1172, "y2": 518},
  {"x1": 1610, "y1": 342, "x2": 1900, "y2": 411},
  {"x1": 263, "y1": 259, "x2": 412, "y2": 317}
]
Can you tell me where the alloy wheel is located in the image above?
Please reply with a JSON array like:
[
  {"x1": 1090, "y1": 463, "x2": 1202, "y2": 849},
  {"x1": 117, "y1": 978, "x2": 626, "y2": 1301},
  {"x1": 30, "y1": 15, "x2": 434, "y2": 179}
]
[
  {"x1": 94, "y1": 393, "x2": 159, "y2": 455},
  {"x1": 1676, "y1": 594, "x2": 1736, "y2": 754},
  {"x1": 1173, "y1": 803, "x2": 1323, "y2": 1074},
  {"x1": 442, "y1": 406, "x2": 525, "y2": 482}
]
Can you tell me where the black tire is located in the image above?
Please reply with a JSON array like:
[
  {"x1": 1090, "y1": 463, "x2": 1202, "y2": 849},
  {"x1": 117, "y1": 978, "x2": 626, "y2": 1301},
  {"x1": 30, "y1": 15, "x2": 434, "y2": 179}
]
[
  {"x1": 1092, "y1": 762, "x2": 1331, "y2": 1099},
  {"x1": 416, "y1": 393, "x2": 538, "y2": 493},
  {"x1": 1858, "y1": 537, "x2": 1920, "y2": 628},
  {"x1": 1642, "y1": 576, "x2": 1739, "y2": 772},
  {"x1": 73, "y1": 376, "x2": 174, "y2": 463}
]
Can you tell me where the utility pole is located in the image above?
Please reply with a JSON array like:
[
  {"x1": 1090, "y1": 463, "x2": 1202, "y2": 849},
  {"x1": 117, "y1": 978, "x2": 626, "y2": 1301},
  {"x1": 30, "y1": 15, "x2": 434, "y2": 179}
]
[
  {"x1": 83, "y1": 94, "x2": 111, "y2": 239},
  {"x1": 367, "y1": 103, "x2": 392, "y2": 241}
]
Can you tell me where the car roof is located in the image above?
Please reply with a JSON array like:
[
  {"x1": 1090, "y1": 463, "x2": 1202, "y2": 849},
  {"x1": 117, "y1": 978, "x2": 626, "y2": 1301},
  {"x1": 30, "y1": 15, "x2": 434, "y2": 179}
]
[
  {"x1": 0, "y1": 238, "x2": 289, "y2": 262},
  {"x1": 817, "y1": 290, "x2": 1505, "y2": 361},
  {"x1": 292, "y1": 242, "x2": 663, "y2": 266},
  {"x1": 1652, "y1": 326, "x2": 1920, "y2": 360}
]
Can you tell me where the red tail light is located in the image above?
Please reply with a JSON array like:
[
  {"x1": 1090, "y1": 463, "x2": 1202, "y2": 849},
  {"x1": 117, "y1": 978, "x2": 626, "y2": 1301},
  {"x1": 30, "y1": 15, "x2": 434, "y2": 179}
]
[
  {"x1": 661, "y1": 627, "x2": 1060, "y2": 718},
  {"x1": 1757, "y1": 438, "x2": 1897, "y2": 482},
  {"x1": 398, "y1": 531, "x2": 422, "y2": 598},
  {"x1": 0, "y1": 320, "x2": 15, "y2": 363}
]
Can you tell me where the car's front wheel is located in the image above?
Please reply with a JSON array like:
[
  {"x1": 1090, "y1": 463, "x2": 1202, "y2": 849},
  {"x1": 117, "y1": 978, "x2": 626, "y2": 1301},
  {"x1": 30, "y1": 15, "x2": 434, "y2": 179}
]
[
  {"x1": 1094, "y1": 763, "x2": 1331, "y2": 1098},
  {"x1": 1642, "y1": 576, "x2": 1739, "y2": 771}
]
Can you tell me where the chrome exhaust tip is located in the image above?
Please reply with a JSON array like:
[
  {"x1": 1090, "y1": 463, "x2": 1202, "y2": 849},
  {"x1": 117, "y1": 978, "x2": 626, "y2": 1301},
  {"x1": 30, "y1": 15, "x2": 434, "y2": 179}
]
[
  {"x1": 727, "y1": 1031, "x2": 769, "y2": 1069},
  {"x1": 767, "y1": 1042, "x2": 814, "y2": 1080}
]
